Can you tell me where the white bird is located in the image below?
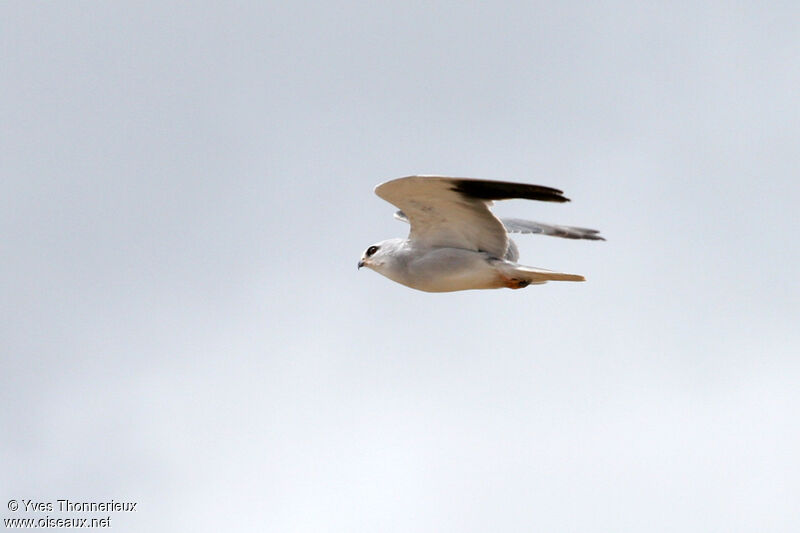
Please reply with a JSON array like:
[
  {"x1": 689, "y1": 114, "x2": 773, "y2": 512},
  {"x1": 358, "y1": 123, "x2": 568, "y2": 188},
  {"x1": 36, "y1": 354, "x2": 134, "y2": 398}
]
[{"x1": 358, "y1": 175, "x2": 603, "y2": 292}]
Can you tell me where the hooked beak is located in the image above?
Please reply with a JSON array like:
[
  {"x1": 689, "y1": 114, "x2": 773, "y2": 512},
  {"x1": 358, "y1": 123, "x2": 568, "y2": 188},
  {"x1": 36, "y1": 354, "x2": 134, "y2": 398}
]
[{"x1": 357, "y1": 260, "x2": 365, "y2": 269}]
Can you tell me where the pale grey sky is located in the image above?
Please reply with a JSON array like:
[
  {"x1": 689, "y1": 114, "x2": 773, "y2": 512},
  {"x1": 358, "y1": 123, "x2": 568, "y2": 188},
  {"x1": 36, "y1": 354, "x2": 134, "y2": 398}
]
[{"x1": 2, "y1": 2, "x2": 799, "y2": 531}]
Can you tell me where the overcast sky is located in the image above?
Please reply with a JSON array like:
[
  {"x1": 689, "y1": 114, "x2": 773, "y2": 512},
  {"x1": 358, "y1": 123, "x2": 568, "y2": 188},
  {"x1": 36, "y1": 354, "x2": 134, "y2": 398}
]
[{"x1": 2, "y1": 2, "x2": 798, "y2": 531}]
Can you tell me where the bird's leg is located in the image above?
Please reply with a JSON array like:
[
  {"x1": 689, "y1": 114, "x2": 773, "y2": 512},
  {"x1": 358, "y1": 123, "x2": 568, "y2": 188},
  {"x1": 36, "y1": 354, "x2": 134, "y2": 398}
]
[{"x1": 498, "y1": 275, "x2": 530, "y2": 289}]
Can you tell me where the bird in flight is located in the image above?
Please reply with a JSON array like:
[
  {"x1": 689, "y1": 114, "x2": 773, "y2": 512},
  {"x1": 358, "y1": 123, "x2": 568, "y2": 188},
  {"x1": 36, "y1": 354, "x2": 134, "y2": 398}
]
[{"x1": 358, "y1": 175, "x2": 603, "y2": 292}]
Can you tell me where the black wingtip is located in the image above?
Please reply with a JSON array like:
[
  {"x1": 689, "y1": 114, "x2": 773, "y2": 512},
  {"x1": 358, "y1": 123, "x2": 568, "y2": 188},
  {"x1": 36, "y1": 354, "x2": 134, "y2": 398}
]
[{"x1": 451, "y1": 179, "x2": 570, "y2": 203}]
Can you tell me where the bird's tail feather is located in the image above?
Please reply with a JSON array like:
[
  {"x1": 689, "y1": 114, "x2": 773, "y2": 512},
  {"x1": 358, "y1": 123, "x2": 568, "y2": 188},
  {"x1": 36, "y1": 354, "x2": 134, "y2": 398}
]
[{"x1": 499, "y1": 263, "x2": 585, "y2": 283}]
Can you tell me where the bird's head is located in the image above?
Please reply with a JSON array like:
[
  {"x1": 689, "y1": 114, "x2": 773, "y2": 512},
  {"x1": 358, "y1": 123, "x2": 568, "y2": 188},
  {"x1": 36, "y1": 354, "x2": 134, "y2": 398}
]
[{"x1": 357, "y1": 239, "x2": 402, "y2": 272}]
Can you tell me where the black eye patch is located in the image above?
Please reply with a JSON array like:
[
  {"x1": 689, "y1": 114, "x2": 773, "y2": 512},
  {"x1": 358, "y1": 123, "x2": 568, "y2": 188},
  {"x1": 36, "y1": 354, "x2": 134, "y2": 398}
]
[{"x1": 366, "y1": 245, "x2": 379, "y2": 257}]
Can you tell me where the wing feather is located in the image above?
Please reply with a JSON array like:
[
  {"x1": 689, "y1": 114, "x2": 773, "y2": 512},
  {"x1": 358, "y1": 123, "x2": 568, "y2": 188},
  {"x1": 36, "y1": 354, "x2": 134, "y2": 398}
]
[
  {"x1": 501, "y1": 218, "x2": 605, "y2": 241},
  {"x1": 376, "y1": 176, "x2": 508, "y2": 257},
  {"x1": 376, "y1": 176, "x2": 586, "y2": 257},
  {"x1": 393, "y1": 212, "x2": 605, "y2": 242}
]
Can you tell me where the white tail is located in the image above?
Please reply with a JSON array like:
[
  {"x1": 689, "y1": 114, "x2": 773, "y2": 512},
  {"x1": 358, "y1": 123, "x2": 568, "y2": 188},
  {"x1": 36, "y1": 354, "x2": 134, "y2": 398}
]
[{"x1": 499, "y1": 262, "x2": 585, "y2": 284}]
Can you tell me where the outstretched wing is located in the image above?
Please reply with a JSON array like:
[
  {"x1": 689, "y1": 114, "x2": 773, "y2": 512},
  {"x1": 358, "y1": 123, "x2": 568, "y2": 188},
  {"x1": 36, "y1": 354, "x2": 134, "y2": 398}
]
[
  {"x1": 501, "y1": 218, "x2": 605, "y2": 241},
  {"x1": 394, "y1": 211, "x2": 604, "y2": 241},
  {"x1": 376, "y1": 176, "x2": 568, "y2": 258}
]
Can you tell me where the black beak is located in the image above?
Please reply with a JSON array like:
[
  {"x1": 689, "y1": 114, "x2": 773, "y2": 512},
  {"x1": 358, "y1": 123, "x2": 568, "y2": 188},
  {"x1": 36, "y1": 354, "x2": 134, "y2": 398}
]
[{"x1": 357, "y1": 260, "x2": 365, "y2": 269}]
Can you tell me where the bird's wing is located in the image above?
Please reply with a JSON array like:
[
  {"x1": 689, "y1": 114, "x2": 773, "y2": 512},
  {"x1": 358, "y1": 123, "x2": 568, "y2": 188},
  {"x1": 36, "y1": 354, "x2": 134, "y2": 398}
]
[
  {"x1": 394, "y1": 212, "x2": 604, "y2": 242},
  {"x1": 376, "y1": 176, "x2": 568, "y2": 258},
  {"x1": 501, "y1": 218, "x2": 605, "y2": 241}
]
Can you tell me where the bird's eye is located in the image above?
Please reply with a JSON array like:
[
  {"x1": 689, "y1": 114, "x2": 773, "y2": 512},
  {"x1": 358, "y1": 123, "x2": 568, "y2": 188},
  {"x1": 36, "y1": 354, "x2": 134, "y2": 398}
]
[{"x1": 366, "y1": 245, "x2": 379, "y2": 257}]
